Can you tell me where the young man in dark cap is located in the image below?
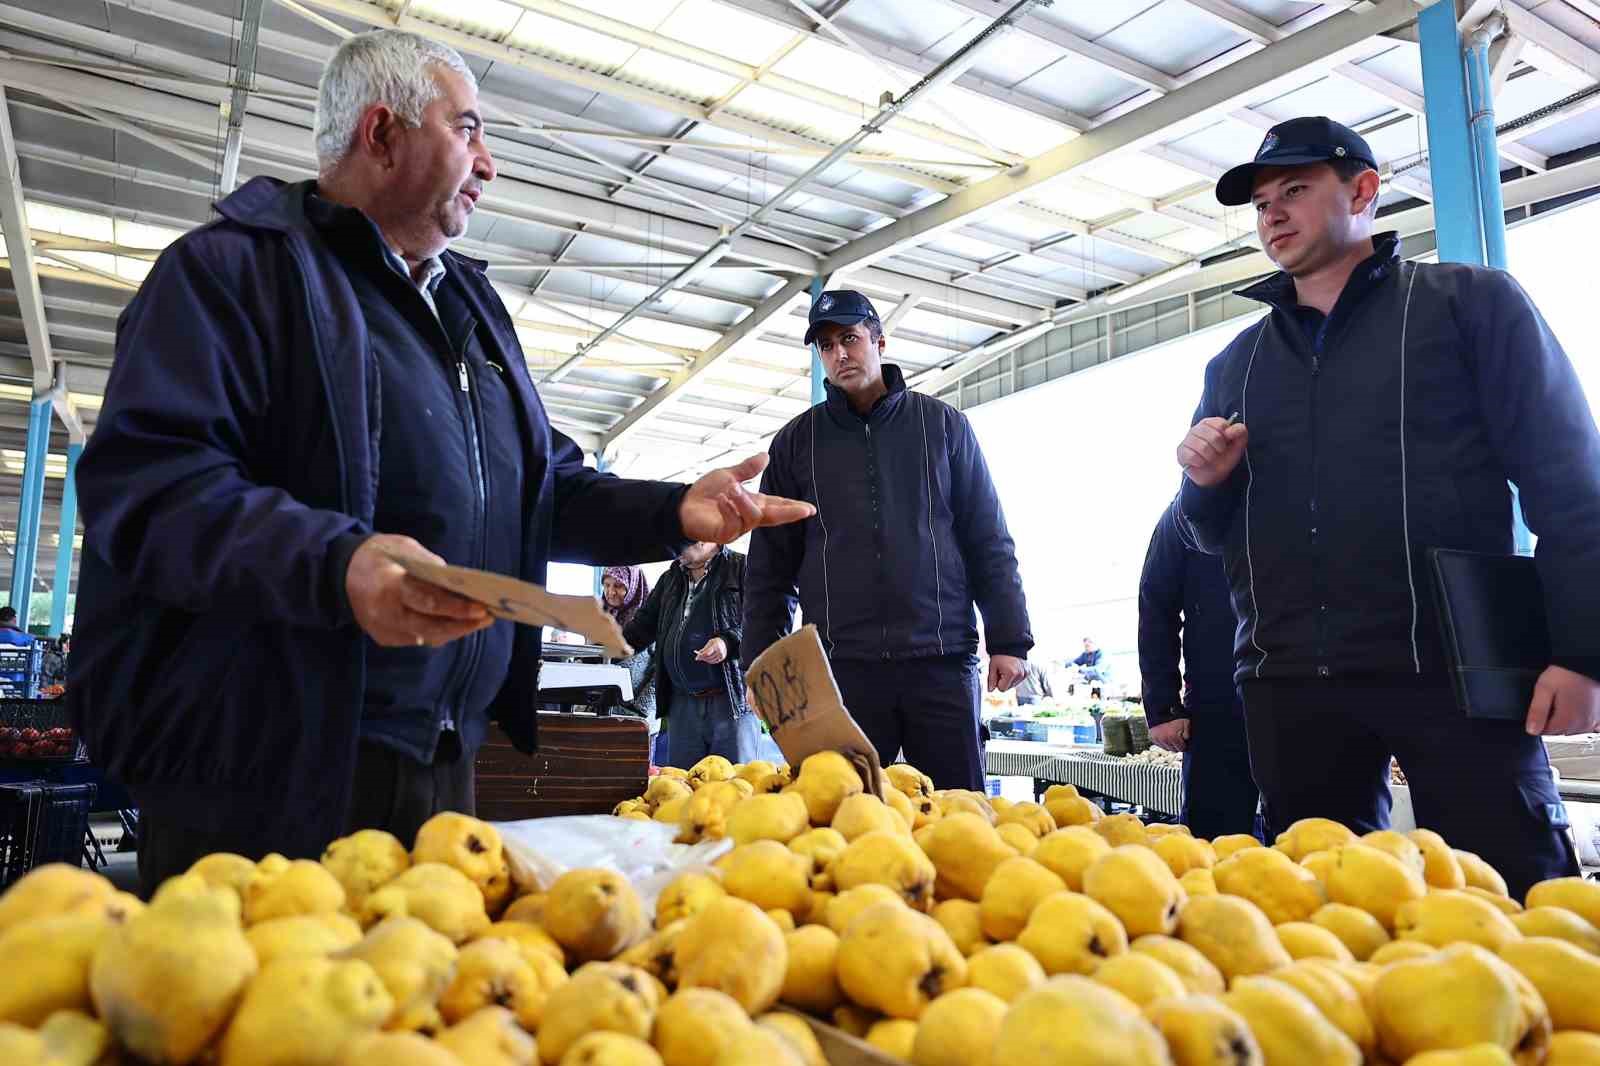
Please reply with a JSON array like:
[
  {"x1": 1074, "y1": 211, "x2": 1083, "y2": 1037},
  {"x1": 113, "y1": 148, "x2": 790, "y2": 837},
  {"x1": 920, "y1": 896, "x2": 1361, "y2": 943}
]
[
  {"x1": 1176, "y1": 115, "x2": 1600, "y2": 896},
  {"x1": 743, "y1": 290, "x2": 1034, "y2": 790}
]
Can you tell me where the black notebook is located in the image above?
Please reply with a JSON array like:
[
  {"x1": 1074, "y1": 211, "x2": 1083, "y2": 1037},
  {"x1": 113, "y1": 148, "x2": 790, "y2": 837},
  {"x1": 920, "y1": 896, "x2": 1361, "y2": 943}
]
[{"x1": 1428, "y1": 548, "x2": 1550, "y2": 720}]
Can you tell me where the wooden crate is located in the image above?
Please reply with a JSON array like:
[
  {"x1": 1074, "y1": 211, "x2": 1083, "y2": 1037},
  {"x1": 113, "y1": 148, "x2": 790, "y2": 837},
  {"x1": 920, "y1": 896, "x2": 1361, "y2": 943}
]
[{"x1": 474, "y1": 713, "x2": 649, "y2": 821}]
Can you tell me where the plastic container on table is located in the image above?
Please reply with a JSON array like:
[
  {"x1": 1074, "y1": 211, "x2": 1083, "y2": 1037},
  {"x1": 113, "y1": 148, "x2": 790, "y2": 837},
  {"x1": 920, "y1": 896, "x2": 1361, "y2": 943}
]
[
  {"x1": 1102, "y1": 714, "x2": 1133, "y2": 757},
  {"x1": 1128, "y1": 715, "x2": 1152, "y2": 754}
]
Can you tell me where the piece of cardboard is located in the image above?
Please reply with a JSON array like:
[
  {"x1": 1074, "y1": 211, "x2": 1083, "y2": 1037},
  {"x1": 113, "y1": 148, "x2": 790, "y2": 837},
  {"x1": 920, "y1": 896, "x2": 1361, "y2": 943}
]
[
  {"x1": 743, "y1": 625, "x2": 884, "y2": 797},
  {"x1": 776, "y1": 1009, "x2": 904, "y2": 1066},
  {"x1": 384, "y1": 551, "x2": 631, "y2": 657}
]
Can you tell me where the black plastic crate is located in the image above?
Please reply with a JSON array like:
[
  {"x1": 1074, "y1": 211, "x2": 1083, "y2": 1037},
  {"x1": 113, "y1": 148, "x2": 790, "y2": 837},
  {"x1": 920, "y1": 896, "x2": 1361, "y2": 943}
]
[
  {"x1": 0, "y1": 781, "x2": 96, "y2": 887},
  {"x1": 0, "y1": 646, "x2": 41, "y2": 700},
  {"x1": 0, "y1": 699, "x2": 83, "y2": 762}
]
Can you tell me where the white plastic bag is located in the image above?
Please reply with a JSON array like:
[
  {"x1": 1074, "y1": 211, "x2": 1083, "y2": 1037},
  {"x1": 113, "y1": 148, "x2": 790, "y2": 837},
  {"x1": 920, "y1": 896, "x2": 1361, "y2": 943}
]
[{"x1": 494, "y1": 816, "x2": 731, "y2": 920}]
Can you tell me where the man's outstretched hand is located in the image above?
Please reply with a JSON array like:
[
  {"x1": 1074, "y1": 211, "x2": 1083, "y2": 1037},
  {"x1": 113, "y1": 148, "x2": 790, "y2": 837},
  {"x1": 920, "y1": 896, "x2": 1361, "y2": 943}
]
[{"x1": 680, "y1": 453, "x2": 815, "y2": 544}]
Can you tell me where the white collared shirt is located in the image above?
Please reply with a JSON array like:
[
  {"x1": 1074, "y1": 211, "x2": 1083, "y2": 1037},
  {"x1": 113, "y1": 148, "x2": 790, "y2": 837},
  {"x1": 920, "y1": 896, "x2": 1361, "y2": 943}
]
[{"x1": 387, "y1": 249, "x2": 447, "y2": 320}]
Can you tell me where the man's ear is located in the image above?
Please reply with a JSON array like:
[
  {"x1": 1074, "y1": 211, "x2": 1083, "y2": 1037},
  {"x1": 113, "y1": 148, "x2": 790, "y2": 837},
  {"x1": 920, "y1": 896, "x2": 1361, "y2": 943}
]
[
  {"x1": 1352, "y1": 168, "x2": 1383, "y2": 217},
  {"x1": 354, "y1": 104, "x2": 404, "y2": 169}
]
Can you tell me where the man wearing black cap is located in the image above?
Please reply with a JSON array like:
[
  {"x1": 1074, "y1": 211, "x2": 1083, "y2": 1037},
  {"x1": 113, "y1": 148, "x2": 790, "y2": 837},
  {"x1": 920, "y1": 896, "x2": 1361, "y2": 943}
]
[
  {"x1": 1176, "y1": 115, "x2": 1600, "y2": 896},
  {"x1": 743, "y1": 290, "x2": 1034, "y2": 790}
]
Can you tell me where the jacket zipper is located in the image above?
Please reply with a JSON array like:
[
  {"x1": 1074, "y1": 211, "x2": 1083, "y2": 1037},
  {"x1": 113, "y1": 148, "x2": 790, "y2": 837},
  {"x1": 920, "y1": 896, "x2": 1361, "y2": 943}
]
[
  {"x1": 1309, "y1": 344, "x2": 1329, "y2": 674},
  {"x1": 447, "y1": 345, "x2": 491, "y2": 734},
  {"x1": 865, "y1": 421, "x2": 890, "y2": 661}
]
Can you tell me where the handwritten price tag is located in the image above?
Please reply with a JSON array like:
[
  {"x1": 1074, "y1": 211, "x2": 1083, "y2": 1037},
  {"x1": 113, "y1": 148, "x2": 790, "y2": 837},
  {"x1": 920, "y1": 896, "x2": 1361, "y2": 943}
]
[{"x1": 744, "y1": 625, "x2": 884, "y2": 796}]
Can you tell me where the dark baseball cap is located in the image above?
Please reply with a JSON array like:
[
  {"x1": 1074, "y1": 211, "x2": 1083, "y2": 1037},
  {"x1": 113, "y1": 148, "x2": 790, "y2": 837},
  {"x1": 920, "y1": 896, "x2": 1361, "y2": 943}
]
[
  {"x1": 1215, "y1": 116, "x2": 1378, "y2": 206},
  {"x1": 804, "y1": 289, "x2": 880, "y2": 346}
]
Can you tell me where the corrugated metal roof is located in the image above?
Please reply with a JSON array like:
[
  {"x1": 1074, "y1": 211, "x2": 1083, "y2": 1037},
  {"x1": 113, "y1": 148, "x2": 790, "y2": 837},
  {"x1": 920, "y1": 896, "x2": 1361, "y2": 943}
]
[{"x1": 0, "y1": 0, "x2": 1597, "y2": 548}]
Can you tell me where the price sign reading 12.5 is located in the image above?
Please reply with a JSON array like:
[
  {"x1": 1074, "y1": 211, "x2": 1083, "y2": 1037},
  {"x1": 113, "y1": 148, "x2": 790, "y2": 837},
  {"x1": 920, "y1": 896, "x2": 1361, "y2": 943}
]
[{"x1": 751, "y1": 651, "x2": 811, "y2": 730}]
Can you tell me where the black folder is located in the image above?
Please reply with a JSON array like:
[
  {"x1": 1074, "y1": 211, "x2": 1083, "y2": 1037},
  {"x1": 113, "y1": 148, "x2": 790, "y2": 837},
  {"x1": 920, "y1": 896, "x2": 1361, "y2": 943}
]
[{"x1": 1428, "y1": 548, "x2": 1549, "y2": 720}]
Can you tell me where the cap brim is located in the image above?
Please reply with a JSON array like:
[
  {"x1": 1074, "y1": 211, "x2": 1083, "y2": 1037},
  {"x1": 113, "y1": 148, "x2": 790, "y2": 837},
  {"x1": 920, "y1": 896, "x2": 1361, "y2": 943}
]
[
  {"x1": 1214, "y1": 151, "x2": 1361, "y2": 206},
  {"x1": 803, "y1": 313, "x2": 870, "y2": 346}
]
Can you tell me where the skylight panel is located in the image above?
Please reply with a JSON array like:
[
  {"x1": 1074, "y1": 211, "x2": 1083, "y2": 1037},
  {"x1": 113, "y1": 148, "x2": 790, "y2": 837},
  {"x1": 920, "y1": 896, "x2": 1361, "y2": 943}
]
[
  {"x1": 502, "y1": 9, "x2": 638, "y2": 70},
  {"x1": 406, "y1": 0, "x2": 523, "y2": 40},
  {"x1": 661, "y1": 1, "x2": 798, "y2": 66},
  {"x1": 25, "y1": 201, "x2": 112, "y2": 241},
  {"x1": 615, "y1": 48, "x2": 740, "y2": 103}
]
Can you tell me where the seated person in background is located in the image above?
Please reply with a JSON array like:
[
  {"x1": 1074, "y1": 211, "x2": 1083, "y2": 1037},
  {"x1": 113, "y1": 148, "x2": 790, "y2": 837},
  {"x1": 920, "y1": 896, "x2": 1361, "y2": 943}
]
[
  {"x1": 1138, "y1": 498, "x2": 1261, "y2": 839},
  {"x1": 1071, "y1": 637, "x2": 1106, "y2": 681},
  {"x1": 598, "y1": 565, "x2": 660, "y2": 762},
  {"x1": 1013, "y1": 659, "x2": 1052, "y2": 706},
  {"x1": 0, "y1": 606, "x2": 32, "y2": 646},
  {"x1": 623, "y1": 543, "x2": 759, "y2": 767}
]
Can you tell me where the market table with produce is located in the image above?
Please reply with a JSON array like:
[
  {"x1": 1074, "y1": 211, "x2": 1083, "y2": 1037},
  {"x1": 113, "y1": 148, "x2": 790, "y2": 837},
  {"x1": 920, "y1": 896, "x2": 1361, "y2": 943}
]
[
  {"x1": 985, "y1": 740, "x2": 1185, "y2": 818},
  {"x1": 984, "y1": 699, "x2": 1186, "y2": 817},
  {"x1": 8, "y1": 744, "x2": 1600, "y2": 1066}
]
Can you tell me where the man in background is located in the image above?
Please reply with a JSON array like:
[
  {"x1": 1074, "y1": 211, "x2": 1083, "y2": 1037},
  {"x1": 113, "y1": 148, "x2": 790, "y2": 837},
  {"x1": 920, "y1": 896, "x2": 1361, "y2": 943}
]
[
  {"x1": 1072, "y1": 637, "x2": 1106, "y2": 681},
  {"x1": 1013, "y1": 659, "x2": 1052, "y2": 706},
  {"x1": 0, "y1": 607, "x2": 31, "y2": 646},
  {"x1": 624, "y1": 542, "x2": 758, "y2": 766},
  {"x1": 744, "y1": 289, "x2": 1033, "y2": 790},
  {"x1": 1138, "y1": 498, "x2": 1260, "y2": 839}
]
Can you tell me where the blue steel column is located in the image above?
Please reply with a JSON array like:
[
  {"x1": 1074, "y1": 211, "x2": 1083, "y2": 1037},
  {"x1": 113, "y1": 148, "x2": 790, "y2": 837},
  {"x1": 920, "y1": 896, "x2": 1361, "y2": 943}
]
[
  {"x1": 1466, "y1": 29, "x2": 1509, "y2": 271},
  {"x1": 809, "y1": 276, "x2": 826, "y2": 406},
  {"x1": 1418, "y1": 1, "x2": 1486, "y2": 266},
  {"x1": 9, "y1": 397, "x2": 52, "y2": 625},
  {"x1": 1420, "y1": 3, "x2": 1532, "y2": 553},
  {"x1": 49, "y1": 442, "x2": 80, "y2": 636}
]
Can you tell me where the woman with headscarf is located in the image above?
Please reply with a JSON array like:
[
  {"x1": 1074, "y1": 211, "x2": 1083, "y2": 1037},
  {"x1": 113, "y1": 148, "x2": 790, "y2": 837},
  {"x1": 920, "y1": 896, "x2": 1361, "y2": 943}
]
[{"x1": 600, "y1": 565, "x2": 663, "y2": 762}]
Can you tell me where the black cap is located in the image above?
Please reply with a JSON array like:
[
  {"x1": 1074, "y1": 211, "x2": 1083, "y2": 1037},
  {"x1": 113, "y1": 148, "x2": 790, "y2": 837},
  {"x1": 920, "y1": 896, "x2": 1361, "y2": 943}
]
[
  {"x1": 804, "y1": 289, "x2": 880, "y2": 346},
  {"x1": 1215, "y1": 116, "x2": 1378, "y2": 206}
]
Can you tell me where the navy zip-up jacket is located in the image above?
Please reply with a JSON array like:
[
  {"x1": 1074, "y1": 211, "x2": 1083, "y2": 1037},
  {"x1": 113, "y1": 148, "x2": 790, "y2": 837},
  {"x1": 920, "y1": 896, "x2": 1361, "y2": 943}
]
[
  {"x1": 1181, "y1": 232, "x2": 1600, "y2": 686},
  {"x1": 1138, "y1": 499, "x2": 1241, "y2": 727},
  {"x1": 67, "y1": 177, "x2": 686, "y2": 854},
  {"x1": 743, "y1": 364, "x2": 1032, "y2": 666},
  {"x1": 305, "y1": 192, "x2": 526, "y2": 763}
]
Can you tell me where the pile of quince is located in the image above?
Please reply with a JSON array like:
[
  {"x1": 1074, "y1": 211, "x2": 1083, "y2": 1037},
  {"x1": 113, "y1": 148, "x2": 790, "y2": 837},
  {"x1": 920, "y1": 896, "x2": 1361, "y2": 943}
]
[
  {"x1": 606, "y1": 752, "x2": 1600, "y2": 1066},
  {"x1": 3, "y1": 752, "x2": 1599, "y2": 1066}
]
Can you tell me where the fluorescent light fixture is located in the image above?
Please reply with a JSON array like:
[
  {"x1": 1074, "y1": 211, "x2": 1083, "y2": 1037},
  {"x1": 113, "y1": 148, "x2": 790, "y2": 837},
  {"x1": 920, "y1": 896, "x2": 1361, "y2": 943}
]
[{"x1": 1103, "y1": 260, "x2": 1202, "y2": 306}]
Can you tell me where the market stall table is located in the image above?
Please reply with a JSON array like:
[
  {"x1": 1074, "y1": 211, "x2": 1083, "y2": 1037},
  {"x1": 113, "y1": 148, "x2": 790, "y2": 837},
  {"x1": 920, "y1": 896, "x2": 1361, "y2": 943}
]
[{"x1": 985, "y1": 739, "x2": 1184, "y2": 818}]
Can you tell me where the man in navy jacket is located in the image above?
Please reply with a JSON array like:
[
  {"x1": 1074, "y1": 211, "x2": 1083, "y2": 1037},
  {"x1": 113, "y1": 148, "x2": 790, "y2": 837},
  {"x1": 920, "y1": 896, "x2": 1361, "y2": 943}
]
[
  {"x1": 1138, "y1": 498, "x2": 1259, "y2": 840},
  {"x1": 744, "y1": 290, "x2": 1033, "y2": 790},
  {"x1": 68, "y1": 30, "x2": 810, "y2": 895},
  {"x1": 1176, "y1": 117, "x2": 1600, "y2": 896}
]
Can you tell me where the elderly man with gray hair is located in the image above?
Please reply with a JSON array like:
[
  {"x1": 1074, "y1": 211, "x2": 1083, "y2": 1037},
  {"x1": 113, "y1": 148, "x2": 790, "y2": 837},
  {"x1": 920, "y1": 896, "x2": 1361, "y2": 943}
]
[{"x1": 67, "y1": 30, "x2": 812, "y2": 896}]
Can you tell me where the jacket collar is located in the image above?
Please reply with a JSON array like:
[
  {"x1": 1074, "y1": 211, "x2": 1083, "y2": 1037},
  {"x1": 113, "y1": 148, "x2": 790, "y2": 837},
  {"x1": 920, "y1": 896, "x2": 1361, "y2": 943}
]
[
  {"x1": 1236, "y1": 230, "x2": 1401, "y2": 314},
  {"x1": 823, "y1": 361, "x2": 908, "y2": 421},
  {"x1": 217, "y1": 176, "x2": 490, "y2": 274}
]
